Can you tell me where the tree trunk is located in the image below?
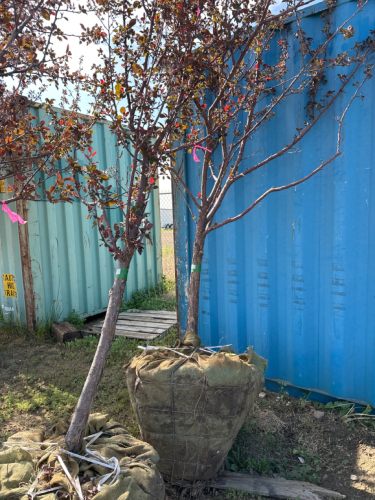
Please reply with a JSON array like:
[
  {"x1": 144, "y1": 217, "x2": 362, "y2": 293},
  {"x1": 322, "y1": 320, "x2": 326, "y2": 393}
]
[
  {"x1": 65, "y1": 257, "x2": 131, "y2": 453},
  {"x1": 186, "y1": 222, "x2": 206, "y2": 334}
]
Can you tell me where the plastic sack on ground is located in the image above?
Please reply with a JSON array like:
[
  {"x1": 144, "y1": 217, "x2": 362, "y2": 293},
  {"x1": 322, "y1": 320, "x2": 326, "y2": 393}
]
[
  {"x1": 126, "y1": 334, "x2": 267, "y2": 482},
  {"x1": 0, "y1": 413, "x2": 165, "y2": 500}
]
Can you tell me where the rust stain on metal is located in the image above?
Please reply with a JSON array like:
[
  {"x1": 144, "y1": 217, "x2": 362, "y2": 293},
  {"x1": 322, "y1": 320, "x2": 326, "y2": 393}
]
[
  {"x1": 11, "y1": 99, "x2": 36, "y2": 330},
  {"x1": 16, "y1": 197, "x2": 36, "y2": 330}
]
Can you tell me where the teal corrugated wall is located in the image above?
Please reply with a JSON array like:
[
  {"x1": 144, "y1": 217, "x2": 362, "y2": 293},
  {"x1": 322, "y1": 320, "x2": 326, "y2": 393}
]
[{"x1": 0, "y1": 105, "x2": 162, "y2": 326}]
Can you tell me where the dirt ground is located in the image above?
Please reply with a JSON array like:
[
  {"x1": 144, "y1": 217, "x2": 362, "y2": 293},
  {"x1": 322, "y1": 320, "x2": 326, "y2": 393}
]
[
  {"x1": 1, "y1": 333, "x2": 374, "y2": 500},
  {"x1": 166, "y1": 390, "x2": 375, "y2": 500}
]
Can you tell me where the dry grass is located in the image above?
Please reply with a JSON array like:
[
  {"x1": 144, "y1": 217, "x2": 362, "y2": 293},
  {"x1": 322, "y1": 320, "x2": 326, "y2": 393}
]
[
  {"x1": 253, "y1": 405, "x2": 287, "y2": 435},
  {"x1": 161, "y1": 229, "x2": 175, "y2": 280}
]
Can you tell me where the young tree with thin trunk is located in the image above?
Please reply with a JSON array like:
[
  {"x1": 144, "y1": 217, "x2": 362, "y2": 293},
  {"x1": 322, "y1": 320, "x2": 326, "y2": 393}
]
[
  {"x1": 65, "y1": 0, "x2": 219, "y2": 452},
  {"x1": 63, "y1": 0, "x2": 373, "y2": 452}
]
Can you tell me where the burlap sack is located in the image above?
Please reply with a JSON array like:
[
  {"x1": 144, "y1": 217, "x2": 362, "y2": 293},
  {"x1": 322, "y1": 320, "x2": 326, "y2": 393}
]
[
  {"x1": 126, "y1": 344, "x2": 267, "y2": 482},
  {"x1": 1, "y1": 413, "x2": 165, "y2": 500}
]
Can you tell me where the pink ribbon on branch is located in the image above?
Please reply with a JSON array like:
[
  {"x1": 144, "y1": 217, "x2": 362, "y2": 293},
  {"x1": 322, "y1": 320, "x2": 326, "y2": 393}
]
[
  {"x1": 192, "y1": 144, "x2": 212, "y2": 162},
  {"x1": 2, "y1": 201, "x2": 27, "y2": 224}
]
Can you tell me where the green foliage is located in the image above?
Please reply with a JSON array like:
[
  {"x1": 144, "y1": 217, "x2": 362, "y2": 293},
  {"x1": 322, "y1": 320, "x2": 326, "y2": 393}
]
[
  {"x1": 120, "y1": 275, "x2": 176, "y2": 312},
  {"x1": 65, "y1": 309, "x2": 86, "y2": 330},
  {"x1": 227, "y1": 445, "x2": 249, "y2": 472},
  {"x1": 228, "y1": 446, "x2": 277, "y2": 476},
  {"x1": 315, "y1": 400, "x2": 355, "y2": 417},
  {"x1": 108, "y1": 336, "x2": 141, "y2": 366},
  {"x1": 247, "y1": 456, "x2": 272, "y2": 475},
  {"x1": 314, "y1": 399, "x2": 375, "y2": 430},
  {"x1": 35, "y1": 314, "x2": 57, "y2": 340},
  {"x1": 279, "y1": 382, "x2": 289, "y2": 399}
]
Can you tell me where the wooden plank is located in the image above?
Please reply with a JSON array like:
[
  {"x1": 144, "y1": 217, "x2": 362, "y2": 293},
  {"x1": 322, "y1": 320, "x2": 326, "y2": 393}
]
[
  {"x1": 81, "y1": 328, "x2": 160, "y2": 341},
  {"x1": 119, "y1": 311, "x2": 177, "y2": 320},
  {"x1": 52, "y1": 322, "x2": 81, "y2": 343},
  {"x1": 211, "y1": 473, "x2": 345, "y2": 500},
  {"x1": 116, "y1": 314, "x2": 177, "y2": 324},
  {"x1": 83, "y1": 324, "x2": 165, "y2": 334},
  {"x1": 111, "y1": 324, "x2": 166, "y2": 334},
  {"x1": 117, "y1": 317, "x2": 176, "y2": 325},
  {"x1": 82, "y1": 327, "x2": 102, "y2": 335},
  {"x1": 124, "y1": 309, "x2": 177, "y2": 316},
  {"x1": 113, "y1": 331, "x2": 160, "y2": 340},
  {"x1": 98, "y1": 319, "x2": 175, "y2": 329}
]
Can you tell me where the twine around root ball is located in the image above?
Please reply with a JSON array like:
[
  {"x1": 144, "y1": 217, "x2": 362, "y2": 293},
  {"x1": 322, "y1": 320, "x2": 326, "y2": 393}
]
[{"x1": 164, "y1": 476, "x2": 210, "y2": 500}]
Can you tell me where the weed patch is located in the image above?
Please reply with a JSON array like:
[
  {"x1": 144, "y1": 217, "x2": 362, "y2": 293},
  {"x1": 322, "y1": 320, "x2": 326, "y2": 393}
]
[{"x1": 64, "y1": 309, "x2": 86, "y2": 330}]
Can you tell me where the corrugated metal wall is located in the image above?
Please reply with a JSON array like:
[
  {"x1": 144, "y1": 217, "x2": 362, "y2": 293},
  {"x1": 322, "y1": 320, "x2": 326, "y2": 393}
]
[
  {"x1": 0, "y1": 106, "x2": 162, "y2": 326},
  {"x1": 174, "y1": 0, "x2": 375, "y2": 405}
]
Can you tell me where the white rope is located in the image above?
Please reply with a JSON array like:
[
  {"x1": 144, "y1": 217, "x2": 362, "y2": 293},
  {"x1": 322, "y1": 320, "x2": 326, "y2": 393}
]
[
  {"x1": 27, "y1": 468, "x2": 44, "y2": 497},
  {"x1": 205, "y1": 344, "x2": 232, "y2": 349},
  {"x1": 57, "y1": 455, "x2": 84, "y2": 500},
  {"x1": 138, "y1": 345, "x2": 190, "y2": 357},
  {"x1": 31, "y1": 486, "x2": 61, "y2": 498},
  {"x1": 59, "y1": 448, "x2": 114, "y2": 470},
  {"x1": 138, "y1": 344, "x2": 233, "y2": 355},
  {"x1": 84, "y1": 431, "x2": 103, "y2": 446},
  {"x1": 4, "y1": 436, "x2": 130, "y2": 496}
]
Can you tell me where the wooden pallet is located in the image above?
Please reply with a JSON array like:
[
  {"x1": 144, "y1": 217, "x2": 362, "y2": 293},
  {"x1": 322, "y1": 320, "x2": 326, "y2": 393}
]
[{"x1": 82, "y1": 309, "x2": 177, "y2": 341}]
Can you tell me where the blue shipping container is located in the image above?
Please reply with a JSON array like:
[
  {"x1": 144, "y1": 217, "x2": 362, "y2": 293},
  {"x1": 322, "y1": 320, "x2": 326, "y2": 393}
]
[{"x1": 174, "y1": 0, "x2": 375, "y2": 406}]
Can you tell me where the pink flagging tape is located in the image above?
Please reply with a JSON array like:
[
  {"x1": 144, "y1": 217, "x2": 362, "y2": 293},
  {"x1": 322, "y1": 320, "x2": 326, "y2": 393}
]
[
  {"x1": 192, "y1": 144, "x2": 212, "y2": 162},
  {"x1": 2, "y1": 200, "x2": 27, "y2": 224}
]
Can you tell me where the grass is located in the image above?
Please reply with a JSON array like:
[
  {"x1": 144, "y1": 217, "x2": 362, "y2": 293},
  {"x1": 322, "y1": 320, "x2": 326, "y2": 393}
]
[
  {"x1": 162, "y1": 246, "x2": 174, "y2": 257},
  {"x1": 120, "y1": 275, "x2": 176, "y2": 312},
  {"x1": 0, "y1": 278, "x2": 177, "y2": 441},
  {"x1": 0, "y1": 327, "x2": 178, "y2": 442}
]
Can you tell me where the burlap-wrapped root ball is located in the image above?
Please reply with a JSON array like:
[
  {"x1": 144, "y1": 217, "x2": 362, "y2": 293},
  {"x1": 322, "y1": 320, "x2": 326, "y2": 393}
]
[
  {"x1": 126, "y1": 345, "x2": 267, "y2": 482},
  {"x1": 0, "y1": 414, "x2": 165, "y2": 500}
]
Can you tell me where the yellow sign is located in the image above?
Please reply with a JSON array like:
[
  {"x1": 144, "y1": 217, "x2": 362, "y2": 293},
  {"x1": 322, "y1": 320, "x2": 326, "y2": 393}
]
[
  {"x1": 0, "y1": 180, "x2": 5, "y2": 193},
  {"x1": 3, "y1": 274, "x2": 17, "y2": 298}
]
